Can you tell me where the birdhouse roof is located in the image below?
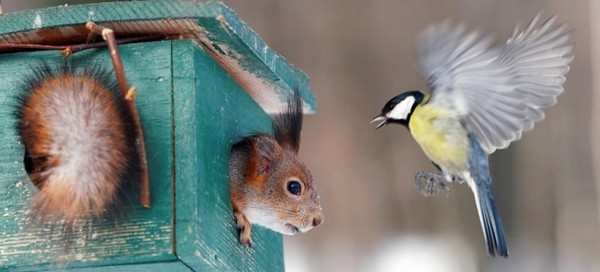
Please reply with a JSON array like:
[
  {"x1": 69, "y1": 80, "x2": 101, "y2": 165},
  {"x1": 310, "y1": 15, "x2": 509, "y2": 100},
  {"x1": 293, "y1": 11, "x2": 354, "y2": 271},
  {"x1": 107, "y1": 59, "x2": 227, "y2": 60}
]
[{"x1": 0, "y1": 0, "x2": 314, "y2": 114}]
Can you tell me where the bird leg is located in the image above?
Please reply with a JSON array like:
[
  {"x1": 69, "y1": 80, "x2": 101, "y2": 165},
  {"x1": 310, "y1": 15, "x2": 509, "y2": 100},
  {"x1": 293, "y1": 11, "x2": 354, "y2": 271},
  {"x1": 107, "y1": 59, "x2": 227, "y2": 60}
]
[{"x1": 415, "y1": 171, "x2": 450, "y2": 197}]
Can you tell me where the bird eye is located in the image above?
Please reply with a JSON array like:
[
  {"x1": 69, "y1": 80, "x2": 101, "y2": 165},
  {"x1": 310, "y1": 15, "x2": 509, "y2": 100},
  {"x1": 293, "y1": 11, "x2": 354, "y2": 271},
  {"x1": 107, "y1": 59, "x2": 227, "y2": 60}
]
[{"x1": 286, "y1": 180, "x2": 302, "y2": 196}]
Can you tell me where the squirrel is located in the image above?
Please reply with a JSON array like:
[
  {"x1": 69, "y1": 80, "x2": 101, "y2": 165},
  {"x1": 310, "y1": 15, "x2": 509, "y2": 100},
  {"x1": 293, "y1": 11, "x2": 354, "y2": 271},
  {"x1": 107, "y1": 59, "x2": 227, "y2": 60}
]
[
  {"x1": 229, "y1": 90, "x2": 324, "y2": 247},
  {"x1": 16, "y1": 62, "x2": 138, "y2": 227}
]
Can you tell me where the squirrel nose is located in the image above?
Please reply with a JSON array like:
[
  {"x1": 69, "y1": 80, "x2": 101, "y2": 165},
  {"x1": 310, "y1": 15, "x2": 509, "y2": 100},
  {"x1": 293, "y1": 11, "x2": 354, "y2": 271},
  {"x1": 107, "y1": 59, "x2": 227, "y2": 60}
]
[{"x1": 312, "y1": 214, "x2": 324, "y2": 227}]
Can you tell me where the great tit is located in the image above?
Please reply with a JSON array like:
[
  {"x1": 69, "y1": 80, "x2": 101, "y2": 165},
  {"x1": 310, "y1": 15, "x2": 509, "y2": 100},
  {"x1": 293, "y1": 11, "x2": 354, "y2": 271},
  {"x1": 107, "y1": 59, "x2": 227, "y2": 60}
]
[{"x1": 372, "y1": 14, "x2": 573, "y2": 257}]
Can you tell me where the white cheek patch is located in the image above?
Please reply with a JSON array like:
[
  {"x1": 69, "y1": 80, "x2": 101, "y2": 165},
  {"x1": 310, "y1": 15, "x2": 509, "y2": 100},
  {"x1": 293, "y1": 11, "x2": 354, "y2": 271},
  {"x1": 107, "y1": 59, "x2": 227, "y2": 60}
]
[
  {"x1": 387, "y1": 96, "x2": 416, "y2": 120},
  {"x1": 244, "y1": 205, "x2": 291, "y2": 234}
]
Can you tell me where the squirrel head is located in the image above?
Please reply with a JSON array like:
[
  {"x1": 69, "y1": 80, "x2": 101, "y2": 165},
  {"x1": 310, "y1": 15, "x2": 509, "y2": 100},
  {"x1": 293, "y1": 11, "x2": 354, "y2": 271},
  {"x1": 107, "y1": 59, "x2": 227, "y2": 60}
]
[{"x1": 242, "y1": 136, "x2": 323, "y2": 235}]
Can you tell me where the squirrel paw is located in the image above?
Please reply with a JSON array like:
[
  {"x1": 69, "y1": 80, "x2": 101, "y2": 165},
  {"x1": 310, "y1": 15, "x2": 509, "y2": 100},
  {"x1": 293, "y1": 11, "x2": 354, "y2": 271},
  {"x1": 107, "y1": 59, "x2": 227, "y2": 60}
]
[
  {"x1": 234, "y1": 210, "x2": 253, "y2": 248},
  {"x1": 415, "y1": 172, "x2": 450, "y2": 197}
]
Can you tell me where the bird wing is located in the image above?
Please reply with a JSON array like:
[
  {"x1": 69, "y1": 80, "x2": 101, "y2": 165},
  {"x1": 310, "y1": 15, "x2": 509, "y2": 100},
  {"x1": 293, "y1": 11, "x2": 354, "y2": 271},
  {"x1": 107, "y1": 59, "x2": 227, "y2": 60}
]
[{"x1": 417, "y1": 14, "x2": 573, "y2": 154}]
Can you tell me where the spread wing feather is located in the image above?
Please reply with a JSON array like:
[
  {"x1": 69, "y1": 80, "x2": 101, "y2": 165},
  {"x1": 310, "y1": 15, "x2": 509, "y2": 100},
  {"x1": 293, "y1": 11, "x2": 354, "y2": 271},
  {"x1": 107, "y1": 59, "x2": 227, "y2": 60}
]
[{"x1": 417, "y1": 13, "x2": 573, "y2": 154}]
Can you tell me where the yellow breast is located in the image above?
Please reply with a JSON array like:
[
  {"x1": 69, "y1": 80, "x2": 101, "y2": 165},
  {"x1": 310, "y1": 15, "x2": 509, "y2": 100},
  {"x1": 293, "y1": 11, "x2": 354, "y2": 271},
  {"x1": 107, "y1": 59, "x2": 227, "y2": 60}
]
[{"x1": 408, "y1": 104, "x2": 470, "y2": 174}]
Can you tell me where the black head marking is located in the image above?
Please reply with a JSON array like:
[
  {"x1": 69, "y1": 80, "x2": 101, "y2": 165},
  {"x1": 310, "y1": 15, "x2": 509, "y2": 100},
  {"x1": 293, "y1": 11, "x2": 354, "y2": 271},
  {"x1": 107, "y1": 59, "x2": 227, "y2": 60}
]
[{"x1": 380, "y1": 90, "x2": 425, "y2": 127}]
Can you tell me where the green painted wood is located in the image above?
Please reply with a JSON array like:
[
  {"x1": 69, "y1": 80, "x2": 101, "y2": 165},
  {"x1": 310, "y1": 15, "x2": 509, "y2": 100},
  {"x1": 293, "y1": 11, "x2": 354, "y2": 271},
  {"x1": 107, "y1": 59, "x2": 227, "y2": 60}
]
[
  {"x1": 173, "y1": 40, "x2": 284, "y2": 271},
  {"x1": 0, "y1": 0, "x2": 315, "y2": 113},
  {"x1": 0, "y1": 1, "x2": 312, "y2": 270},
  {"x1": 0, "y1": 41, "x2": 175, "y2": 270},
  {"x1": 0, "y1": 40, "x2": 286, "y2": 271},
  {"x1": 15, "y1": 261, "x2": 193, "y2": 272}
]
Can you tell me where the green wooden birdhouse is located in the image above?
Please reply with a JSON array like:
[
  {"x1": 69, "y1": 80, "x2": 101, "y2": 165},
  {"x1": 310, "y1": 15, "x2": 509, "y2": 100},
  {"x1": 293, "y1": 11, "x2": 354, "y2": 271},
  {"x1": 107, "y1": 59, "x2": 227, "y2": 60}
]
[{"x1": 0, "y1": 1, "x2": 315, "y2": 271}]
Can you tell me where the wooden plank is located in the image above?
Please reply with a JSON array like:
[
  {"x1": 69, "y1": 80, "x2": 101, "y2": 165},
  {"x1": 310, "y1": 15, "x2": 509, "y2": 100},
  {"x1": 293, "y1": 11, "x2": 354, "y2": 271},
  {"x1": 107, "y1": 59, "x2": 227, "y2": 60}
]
[
  {"x1": 192, "y1": 15, "x2": 313, "y2": 114},
  {"x1": 14, "y1": 261, "x2": 194, "y2": 272},
  {"x1": 173, "y1": 40, "x2": 284, "y2": 270},
  {"x1": 0, "y1": 0, "x2": 315, "y2": 114},
  {"x1": 0, "y1": 41, "x2": 175, "y2": 270}
]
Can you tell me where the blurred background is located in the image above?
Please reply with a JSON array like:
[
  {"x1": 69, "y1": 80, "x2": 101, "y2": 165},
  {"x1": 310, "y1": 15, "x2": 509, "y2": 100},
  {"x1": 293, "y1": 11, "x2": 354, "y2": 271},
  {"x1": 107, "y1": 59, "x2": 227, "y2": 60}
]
[
  {"x1": 219, "y1": 1, "x2": 599, "y2": 272},
  {"x1": 4, "y1": 0, "x2": 599, "y2": 271}
]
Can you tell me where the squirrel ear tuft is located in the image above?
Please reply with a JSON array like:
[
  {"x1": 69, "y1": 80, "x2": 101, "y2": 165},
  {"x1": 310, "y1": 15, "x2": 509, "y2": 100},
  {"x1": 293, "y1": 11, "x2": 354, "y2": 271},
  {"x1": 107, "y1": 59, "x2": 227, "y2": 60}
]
[{"x1": 273, "y1": 89, "x2": 303, "y2": 154}]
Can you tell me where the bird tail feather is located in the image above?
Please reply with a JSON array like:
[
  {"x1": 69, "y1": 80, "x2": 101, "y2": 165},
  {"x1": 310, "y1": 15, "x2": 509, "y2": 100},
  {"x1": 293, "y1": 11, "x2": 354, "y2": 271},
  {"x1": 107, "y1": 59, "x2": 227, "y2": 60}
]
[{"x1": 467, "y1": 135, "x2": 509, "y2": 257}]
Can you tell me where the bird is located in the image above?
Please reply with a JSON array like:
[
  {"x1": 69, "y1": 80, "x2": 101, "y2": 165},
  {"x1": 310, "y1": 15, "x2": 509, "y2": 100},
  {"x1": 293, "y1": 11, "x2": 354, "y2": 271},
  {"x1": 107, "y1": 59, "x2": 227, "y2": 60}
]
[{"x1": 371, "y1": 13, "x2": 573, "y2": 257}]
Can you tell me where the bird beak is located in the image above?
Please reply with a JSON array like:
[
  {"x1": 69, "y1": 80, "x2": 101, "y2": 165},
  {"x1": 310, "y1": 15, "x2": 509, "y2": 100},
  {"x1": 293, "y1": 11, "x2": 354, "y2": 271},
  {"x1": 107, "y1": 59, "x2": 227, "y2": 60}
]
[{"x1": 371, "y1": 115, "x2": 387, "y2": 129}]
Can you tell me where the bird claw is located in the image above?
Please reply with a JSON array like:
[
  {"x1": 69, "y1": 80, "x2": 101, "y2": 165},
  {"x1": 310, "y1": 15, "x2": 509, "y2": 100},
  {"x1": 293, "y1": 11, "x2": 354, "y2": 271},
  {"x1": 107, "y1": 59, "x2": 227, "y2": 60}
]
[{"x1": 415, "y1": 171, "x2": 450, "y2": 197}]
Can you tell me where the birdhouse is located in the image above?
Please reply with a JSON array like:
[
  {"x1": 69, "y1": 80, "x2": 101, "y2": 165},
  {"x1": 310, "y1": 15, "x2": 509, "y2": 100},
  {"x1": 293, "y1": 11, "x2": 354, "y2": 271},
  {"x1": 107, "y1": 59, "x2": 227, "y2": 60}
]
[{"x1": 0, "y1": 1, "x2": 315, "y2": 271}]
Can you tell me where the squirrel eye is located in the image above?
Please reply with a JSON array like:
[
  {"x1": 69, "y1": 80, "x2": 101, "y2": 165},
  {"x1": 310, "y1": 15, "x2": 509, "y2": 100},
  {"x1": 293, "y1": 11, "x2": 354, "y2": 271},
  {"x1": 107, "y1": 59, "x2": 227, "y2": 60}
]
[{"x1": 286, "y1": 180, "x2": 302, "y2": 196}]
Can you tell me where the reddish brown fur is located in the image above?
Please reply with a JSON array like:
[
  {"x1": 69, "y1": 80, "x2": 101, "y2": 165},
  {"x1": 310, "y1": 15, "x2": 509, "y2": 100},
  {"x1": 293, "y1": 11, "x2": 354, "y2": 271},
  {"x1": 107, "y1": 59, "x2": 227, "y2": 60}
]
[
  {"x1": 229, "y1": 91, "x2": 323, "y2": 247},
  {"x1": 18, "y1": 68, "x2": 134, "y2": 225},
  {"x1": 245, "y1": 138, "x2": 265, "y2": 187}
]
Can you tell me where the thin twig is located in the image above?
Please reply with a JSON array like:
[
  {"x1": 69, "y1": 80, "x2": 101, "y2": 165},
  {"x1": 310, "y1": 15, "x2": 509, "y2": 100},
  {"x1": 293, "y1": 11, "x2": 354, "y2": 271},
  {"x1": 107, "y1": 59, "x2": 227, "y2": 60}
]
[
  {"x1": 86, "y1": 22, "x2": 151, "y2": 208},
  {"x1": 0, "y1": 34, "x2": 167, "y2": 56}
]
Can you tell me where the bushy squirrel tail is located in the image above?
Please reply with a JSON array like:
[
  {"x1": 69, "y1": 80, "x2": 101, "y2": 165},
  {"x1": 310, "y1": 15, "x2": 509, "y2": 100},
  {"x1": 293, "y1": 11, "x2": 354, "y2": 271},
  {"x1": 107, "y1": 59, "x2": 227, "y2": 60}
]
[{"x1": 16, "y1": 63, "x2": 137, "y2": 225}]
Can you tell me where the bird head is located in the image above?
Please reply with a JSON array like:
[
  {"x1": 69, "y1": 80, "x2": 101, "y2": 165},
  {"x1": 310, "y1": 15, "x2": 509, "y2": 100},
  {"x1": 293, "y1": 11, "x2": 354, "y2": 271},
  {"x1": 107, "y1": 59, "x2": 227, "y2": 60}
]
[{"x1": 371, "y1": 90, "x2": 425, "y2": 129}]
